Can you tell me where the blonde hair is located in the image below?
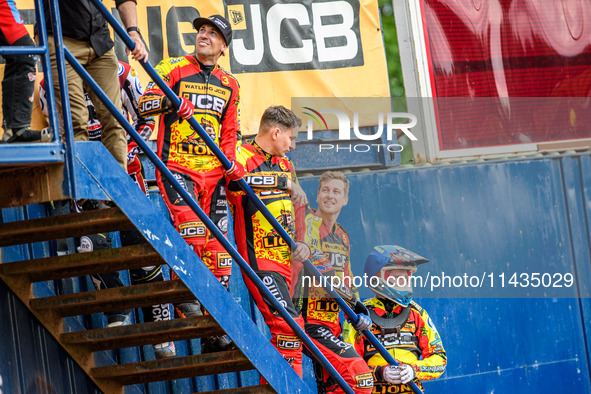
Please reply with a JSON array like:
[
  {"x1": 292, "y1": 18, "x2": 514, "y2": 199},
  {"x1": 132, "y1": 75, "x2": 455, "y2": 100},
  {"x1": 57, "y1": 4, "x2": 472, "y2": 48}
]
[{"x1": 318, "y1": 171, "x2": 349, "y2": 195}]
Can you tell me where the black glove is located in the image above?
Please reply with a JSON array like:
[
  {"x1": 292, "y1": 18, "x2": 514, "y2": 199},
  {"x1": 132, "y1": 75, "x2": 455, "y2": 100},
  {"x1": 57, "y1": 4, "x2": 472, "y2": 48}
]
[
  {"x1": 351, "y1": 300, "x2": 372, "y2": 331},
  {"x1": 353, "y1": 300, "x2": 369, "y2": 316}
]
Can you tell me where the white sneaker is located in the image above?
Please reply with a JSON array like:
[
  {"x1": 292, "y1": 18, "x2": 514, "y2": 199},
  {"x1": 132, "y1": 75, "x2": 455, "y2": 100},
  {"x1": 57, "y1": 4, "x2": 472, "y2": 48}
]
[{"x1": 154, "y1": 341, "x2": 176, "y2": 359}]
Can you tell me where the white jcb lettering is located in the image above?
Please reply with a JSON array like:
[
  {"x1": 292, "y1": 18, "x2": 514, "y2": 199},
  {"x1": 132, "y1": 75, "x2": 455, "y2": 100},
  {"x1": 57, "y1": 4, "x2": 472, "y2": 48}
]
[
  {"x1": 195, "y1": 95, "x2": 225, "y2": 112},
  {"x1": 312, "y1": 1, "x2": 357, "y2": 62},
  {"x1": 268, "y1": 4, "x2": 313, "y2": 64},
  {"x1": 232, "y1": 1, "x2": 358, "y2": 67},
  {"x1": 140, "y1": 99, "x2": 160, "y2": 112},
  {"x1": 246, "y1": 176, "x2": 275, "y2": 186}
]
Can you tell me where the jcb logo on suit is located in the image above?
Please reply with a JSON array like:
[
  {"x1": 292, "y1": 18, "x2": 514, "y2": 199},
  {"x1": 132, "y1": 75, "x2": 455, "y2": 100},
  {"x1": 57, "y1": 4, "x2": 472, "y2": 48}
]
[
  {"x1": 217, "y1": 253, "x2": 232, "y2": 268},
  {"x1": 276, "y1": 335, "x2": 301, "y2": 350}
]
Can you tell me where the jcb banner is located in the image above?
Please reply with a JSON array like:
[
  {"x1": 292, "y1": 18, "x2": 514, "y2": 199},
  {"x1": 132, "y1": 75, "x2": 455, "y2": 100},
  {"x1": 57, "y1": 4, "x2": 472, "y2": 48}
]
[{"x1": 11, "y1": 0, "x2": 389, "y2": 135}]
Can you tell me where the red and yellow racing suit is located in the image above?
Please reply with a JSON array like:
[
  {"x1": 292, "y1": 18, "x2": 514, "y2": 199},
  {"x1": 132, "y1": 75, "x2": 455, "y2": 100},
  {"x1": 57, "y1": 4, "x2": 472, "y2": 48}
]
[
  {"x1": 227, "y1": 140, "x2": 305, "y2": 376},
  {"x1": 293, "y1": 208, "x2": 372, "y2": 393},
  {"x1": 138, "y1": 56, "x2": 240, "y2": 279},
  {"x1": 343, "y1": 298, "x2": 447, "y2": 394}
]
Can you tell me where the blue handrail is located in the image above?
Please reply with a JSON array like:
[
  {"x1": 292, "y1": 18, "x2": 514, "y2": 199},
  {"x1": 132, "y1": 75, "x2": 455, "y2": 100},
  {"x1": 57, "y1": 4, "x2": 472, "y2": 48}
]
[
  {"x1": 86, "y1": 2, "x2": 424, "y2": 393},
  {"x1": 46, "y1": 0, "x2": 77, "y2": 198},
  {"x1": 0, "y1": 46, "x2": 46, "y2": 55},
  {"x1": 33, "y1": 0, "x2": 59, "y2": 147}
]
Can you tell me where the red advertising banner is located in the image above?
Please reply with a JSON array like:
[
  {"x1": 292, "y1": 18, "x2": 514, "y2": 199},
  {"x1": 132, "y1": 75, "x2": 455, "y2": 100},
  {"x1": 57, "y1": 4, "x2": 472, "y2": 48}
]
[{"x1": 421, "y1": 0, "x2": 591, "y2": 151}]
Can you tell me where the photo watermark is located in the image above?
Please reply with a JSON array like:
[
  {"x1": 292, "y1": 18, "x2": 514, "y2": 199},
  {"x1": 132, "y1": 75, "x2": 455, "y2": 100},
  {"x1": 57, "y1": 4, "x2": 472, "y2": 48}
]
[
  {"x1": 298, "y1": 270, "x2": 580, "y2": 299},
  {"x1": 292, "y1": 97, "x2": 420, "y2": 154}
]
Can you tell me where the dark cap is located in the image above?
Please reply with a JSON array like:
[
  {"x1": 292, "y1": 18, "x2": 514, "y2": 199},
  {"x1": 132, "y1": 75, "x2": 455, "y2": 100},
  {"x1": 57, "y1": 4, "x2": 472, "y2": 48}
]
[{"x1": 193, "y1": 14, "x2": 232, "y2": 46}]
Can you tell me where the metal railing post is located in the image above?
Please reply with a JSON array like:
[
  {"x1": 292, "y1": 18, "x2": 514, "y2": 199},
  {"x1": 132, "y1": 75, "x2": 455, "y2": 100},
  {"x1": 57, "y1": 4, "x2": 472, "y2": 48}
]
[
  {"x1": 47, "y1": 0, "x2": 77, "y2": 199},
  {"x1": 34, "y1": 0, "x2": 60, "y2": 145}
]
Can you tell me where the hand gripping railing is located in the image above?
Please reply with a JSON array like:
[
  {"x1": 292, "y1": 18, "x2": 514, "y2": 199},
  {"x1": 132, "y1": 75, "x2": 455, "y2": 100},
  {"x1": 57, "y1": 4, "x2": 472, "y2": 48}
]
[{"x1": 87, "y1": 2, "x2": 424, "y2": 393}]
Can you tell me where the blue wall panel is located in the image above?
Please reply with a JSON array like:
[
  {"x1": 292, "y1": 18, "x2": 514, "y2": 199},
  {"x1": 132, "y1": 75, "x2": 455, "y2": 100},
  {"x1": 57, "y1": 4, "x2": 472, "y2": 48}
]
[
  {"x1": 298, "y1": 154, "x2": 591, "y2": 393},
  {"x1": 0, "y1": 279, "x2": 101, "y2": 394}
]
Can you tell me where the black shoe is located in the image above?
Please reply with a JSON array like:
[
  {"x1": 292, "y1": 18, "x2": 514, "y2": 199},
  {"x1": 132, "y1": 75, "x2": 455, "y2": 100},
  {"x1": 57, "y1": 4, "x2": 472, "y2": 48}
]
[
  {"x1": 79, "y1": 199, "x2": 111, "y2": 211},
  {"x1": 174, "y1": 300, "x2": 203, "y2": 318},
  {"x1": 1, "y1": 127, "x2": 52, "y2": 143},
  {"x1": 201, "y1": 335, "x2": 236, "y2": 354}
]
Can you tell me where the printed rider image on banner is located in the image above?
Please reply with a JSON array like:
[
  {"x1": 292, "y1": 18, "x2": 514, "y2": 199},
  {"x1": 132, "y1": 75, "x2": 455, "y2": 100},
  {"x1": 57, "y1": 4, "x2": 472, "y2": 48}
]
[{"x1": 293, "y1": 171, "x2": 373, "y2": 394}]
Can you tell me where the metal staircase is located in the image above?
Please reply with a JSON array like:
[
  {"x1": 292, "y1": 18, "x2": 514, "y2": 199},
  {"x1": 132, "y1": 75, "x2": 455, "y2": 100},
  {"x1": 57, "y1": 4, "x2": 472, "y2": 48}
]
[
  {"x1": 0, "y1": 208, "x2": 263, "y2": 393},
  {"x1": 0, "y1": 146, "x2": 312, "y2": 393}
]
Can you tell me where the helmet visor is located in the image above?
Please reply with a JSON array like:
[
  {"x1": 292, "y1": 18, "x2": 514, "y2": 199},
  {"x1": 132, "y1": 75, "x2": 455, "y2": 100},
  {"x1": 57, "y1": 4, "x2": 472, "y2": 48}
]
[{"x1": 380, "y1": 265, "x2": 416, "y2": 292}]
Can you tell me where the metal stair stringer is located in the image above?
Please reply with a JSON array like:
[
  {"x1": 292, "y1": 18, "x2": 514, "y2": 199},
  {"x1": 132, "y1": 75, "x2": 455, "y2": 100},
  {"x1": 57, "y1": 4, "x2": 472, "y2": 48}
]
[
  {"x1": 75, "y1": 141, "x2": 313, "y2": 394},
  {"x1": 0, "y1": 206, "x2": 145, "y2": 394}
]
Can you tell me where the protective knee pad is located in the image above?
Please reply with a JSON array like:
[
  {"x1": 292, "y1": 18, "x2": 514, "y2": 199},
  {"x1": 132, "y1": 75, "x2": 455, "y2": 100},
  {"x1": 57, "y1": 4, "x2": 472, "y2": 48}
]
[
  {"x1": 202, "y1": 238, "x2": 232, "y2": 277},
  {"x1": 208, "y1": 176, "x2": 229, "y2": 234},
  {"x1": 255, "y1": 270, "x2": 300, "y2": 320},
  {"x1": 176, "y1": 216, "x2": 208, "y2": 251},
  {"x1": 306, "y1": 323, "x2": 373, "y2": 394},
  {"x1": 270, "y1": 332, "x2": 303, "y2": 376}
]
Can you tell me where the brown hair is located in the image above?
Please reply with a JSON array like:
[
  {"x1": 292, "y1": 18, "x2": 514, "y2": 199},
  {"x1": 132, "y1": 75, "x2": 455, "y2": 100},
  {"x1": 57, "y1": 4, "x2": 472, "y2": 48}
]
[
  {"x1": 259, "y1": 105, "x2": 302, "y2": 133},
  {"x1": 318, "y1": 171, "x2": 349, "y2": 196}
]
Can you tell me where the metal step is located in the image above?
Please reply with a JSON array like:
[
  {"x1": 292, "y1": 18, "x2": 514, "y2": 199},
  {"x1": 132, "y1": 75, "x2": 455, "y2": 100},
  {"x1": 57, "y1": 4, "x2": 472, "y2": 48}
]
[
  {"x1": 60, "y1": 315, "x2": 224, "y2": 351},
  {"x1": 0, "y1": 243, "x2": 162, "y2": 282},
  {"x1": 91, "y1": 350, "x2": 253, "y2": 385},
  {"x1": 0, "y1": 207, "x2": 134, "y2": 247},
  {"x1": 30, "y1": 279, "x2": 193, "y2": 317},
  {"x1": 198, "y1": 384, "x2": 276, "y2": 394}
]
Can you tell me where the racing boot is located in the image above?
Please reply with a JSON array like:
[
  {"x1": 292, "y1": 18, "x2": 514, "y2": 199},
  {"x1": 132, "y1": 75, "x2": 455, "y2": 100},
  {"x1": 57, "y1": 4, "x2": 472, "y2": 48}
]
[
  {"x1": 1, "y1": 127, "x2": 52, "y2": 143},
  {"x1": 174, "y1": 300, "x2": 203, "y2": 318},
  {"x1": 201, "y1": 335, "x2": 236, "y2": 354}
]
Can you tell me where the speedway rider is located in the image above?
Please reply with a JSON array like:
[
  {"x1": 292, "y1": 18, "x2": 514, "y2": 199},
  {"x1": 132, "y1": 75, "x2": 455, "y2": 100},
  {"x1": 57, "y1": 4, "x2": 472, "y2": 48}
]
[
  {"x1": 227, "y1": 105, "x2": 310, "y2": 376},
  {"x1": 138, "y1": 14, "x2": 242, "y2": 344},
  {"x1": 343, "y1": 245, "x2": 447, "y2": 393}
]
